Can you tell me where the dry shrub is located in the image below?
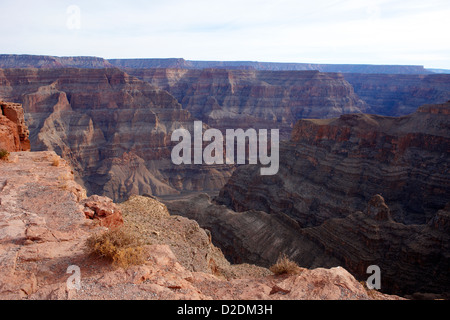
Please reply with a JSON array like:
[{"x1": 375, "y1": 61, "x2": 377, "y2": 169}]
[
  {"x1": 270, "y1": 254, "x2": 303, "y2": 276},
  {"x1": 52, "y1": 156, "x2": 60, "y2": 167},
  {"x1": 0, "y1": 149, "x2": 10, "y2": 161},
  {"x1": 359, "y1": 280, "x2": 379, "y2": 299},
  {"x1": 85, "y1": 227, "x2": 146, "y2": 268}
]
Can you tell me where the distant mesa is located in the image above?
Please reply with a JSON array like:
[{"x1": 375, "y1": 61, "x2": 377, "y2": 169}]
[
  {"x1": 0, "y1": 54, "x2": 114, "y2": 69},
  {"x1": 0, "y1": 54, "x2": 436, "y2": 74}
]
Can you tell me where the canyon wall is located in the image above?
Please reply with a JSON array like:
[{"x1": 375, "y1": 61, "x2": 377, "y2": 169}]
[
  {"x1": 217, "y1": 101, "x2": 450, "y2": 225},
  {"x1": 0, "y1": 68, "x2": 232, "y2": 201},
  {"x1": 123, "y1": 68, "x2": 368, "y2": 138},
  {"x1": 165, "y1": 101, "x2": 450, "y2": 296},
  {"x1": 1, "y1": 56, "x2": 449, "y2": 208},
  {"x1": 124, "y1": 69, "x2": 450, "y2": 136},
  {"x1": 0, "y1": 67, "x2": 375, "y2": 200},
  {"x1": 344, "y1": 73, "x2": 450, "y2": 116},
  {"x1": 0, "y1": 151, "x2": 400, "y2": 300}
]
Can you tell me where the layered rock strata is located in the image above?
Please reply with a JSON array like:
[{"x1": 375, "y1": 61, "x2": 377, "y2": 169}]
[
  {"x1": 217, "y1": 101, "x2": 450, "y2": 226},
  {"x1": 124, "y1": 68, "x2": 368, "y2": 138},
  {"x1": 0, "y1": 101, "x2": 30, "y2": 152},
  {"x1": 165, "y1": 193, "x2": 450, "y2": 297},
  {"x1": 165, "y1": 102, "x2": 450, "y2": 296},
  {"x1": 0, "y1": 151, "x2": 400, "y2": 300},
  {"x1": 344, "y1": 73, "x2": 450, "y2": 116},
  {"x1": 0, "y1": 68, "x2": 232, "y2": 201}
]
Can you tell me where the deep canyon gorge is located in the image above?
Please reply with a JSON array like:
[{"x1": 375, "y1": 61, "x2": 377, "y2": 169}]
[{"x1": 1, "y1": 54, "x2": 449, "y2": 298}]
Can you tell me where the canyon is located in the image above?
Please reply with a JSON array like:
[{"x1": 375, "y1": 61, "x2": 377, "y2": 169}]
[
  {"x1": 2, "y1": 59, "x2": 449, "y2": 203},
  {"x1": 165, "y1": 101, "x2": 450, "y2": 297},
  {"x1": 1, "y1": 105, "x2": 396, "y2": 300},
  {"x1": 0, "y1": 54, "x2": 449, "y2": 299},
  {"x1": 0, "y1": 68, "x2": 232, "y2": 201},
  {"x1": 0, "y1": 149, "x2": 401, "y2": 300},
  {"x1": 120, "y1": 68, "x2": 368, "y2": 139},
  {"x1": 0, "y1": 64, "x2": 380, "y2": 201}
]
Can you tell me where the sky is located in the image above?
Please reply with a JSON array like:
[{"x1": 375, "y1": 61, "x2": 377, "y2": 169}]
[{"x1": 1, "y1": 0, "x2": 450, "y2": 69}]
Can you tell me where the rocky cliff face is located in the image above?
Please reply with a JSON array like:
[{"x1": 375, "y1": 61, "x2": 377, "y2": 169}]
[
  {"x1": 301, "y1": 194, "x2": 450, "y2": 296},
  {"x1": 1, "y1": 61, "x2": 448, "y2": 205},
  {"x1": 124, "y1": 69, "x2": 450, "y2": 138},
  {"x1": 165, "y1": 101, "x2": 450, "y2": 297},
  {"x1": 0, "y1": 151, "x2": 400, "y2": 300},
  {"x1": 0, "y1": 68, "x2": 232, "y2": 201},
  {"x1": 125, "y1": 68, "x2": 368, "y2": 138},
  {"x1": 166, "y1": 192, "x2": 449, "y2": 297},
  {"x1": 0, "y1": 66, "x2": 370, "y2": 200},
  {"x1": 344, "y1": 73, "x2": 450, "y2": 116},
  {"x1": 0, "y1": 101, "x2": 30, "y2": 152},
  {"x1": 218, "y1": 101, "x2": 450, "y2": 226}
]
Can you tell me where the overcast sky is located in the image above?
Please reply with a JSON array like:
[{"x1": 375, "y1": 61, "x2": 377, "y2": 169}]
[{"x1": 1, "y1": 0, "x2": 450, "y2": 68}]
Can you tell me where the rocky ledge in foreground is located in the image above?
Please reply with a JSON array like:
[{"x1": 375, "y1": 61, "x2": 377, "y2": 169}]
[{"x1": 0, "y1": 151, "x2": 400, "y2": 299}]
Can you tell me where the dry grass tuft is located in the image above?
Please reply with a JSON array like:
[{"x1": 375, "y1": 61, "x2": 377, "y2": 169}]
[
  {"x1": 52, "y1": 156, "x2": 60, "y2": 167},
  {"x1": 359, "y1": 280, "x2": 379, "y2": 299},
  {"x1": 0, "y1": 149, "x2": 10, "y2": 161},
  {"x1": 85, "y1": 227, "x2": 146, "y2": 268},
  {"x1": 270, "y1": 254, "x2": 303, "y2": 276}
]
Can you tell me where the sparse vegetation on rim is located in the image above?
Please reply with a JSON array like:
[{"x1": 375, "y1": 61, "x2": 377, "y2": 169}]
[
  {"x1": 85, "y1": 227, "x2": 146, "y2": 268},
  {"x1": 269, "y1": 254, "x2": 304, "y2": 276},
  {"x1": 0, "y1": 149, "x2": 9, "y2": 161}
]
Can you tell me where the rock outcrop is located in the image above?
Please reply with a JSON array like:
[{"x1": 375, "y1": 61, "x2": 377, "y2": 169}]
[
  {"x1": 165, "y1": 102, "x2": 450, "y2": 297},
  {"x1": 82, "y1": 195, "x2": 124, "y2": 228},
  {"x1": 0, "y1": 151, "x2": 400, "y2": 300},
  {"x1": 0, "y1": 101, "x2": 30, "y2": 152}
]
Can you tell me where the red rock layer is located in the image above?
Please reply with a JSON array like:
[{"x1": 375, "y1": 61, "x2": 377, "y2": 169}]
[
  {"x1": 0, "y1": 151, "x2": 400, "y2": 300},
  {"x1": 172, "y1": 102, "x2": 450, "y2": 296},
  {"x1": 0, "y1": 101, "x2": 30, "y2": 152},
  {"x1": 125, "y1": 68, "x2": 369, "y2": 138},
  {"x1": 0, "y1": 68, "x2": 232, "y2": 201}
]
